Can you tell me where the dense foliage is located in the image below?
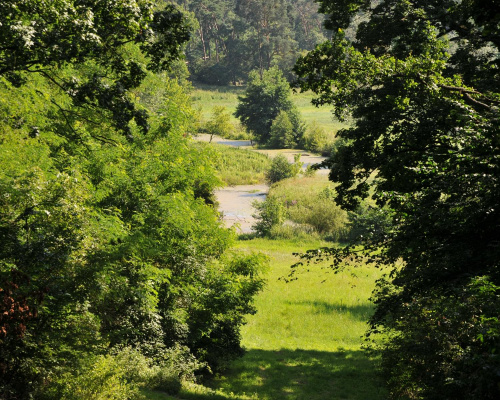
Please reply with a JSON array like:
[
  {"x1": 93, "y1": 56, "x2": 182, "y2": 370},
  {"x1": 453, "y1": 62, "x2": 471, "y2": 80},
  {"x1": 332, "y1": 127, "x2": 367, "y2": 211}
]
[
  {"x1": 293, "y1": 0, "x2": 500, "y2": 398},
  {"x1": 235, "y1": 67, "x2": 305, "y2": 146},
  {"x1": 0, "y1": 1, "x2": 267, "y2": 398},
  {"x1": 254, "y1": 175, "x2": 349, "y2": 240},
  {"x1": 172, "y1": 0, "x2": 328, "y2": 84}
]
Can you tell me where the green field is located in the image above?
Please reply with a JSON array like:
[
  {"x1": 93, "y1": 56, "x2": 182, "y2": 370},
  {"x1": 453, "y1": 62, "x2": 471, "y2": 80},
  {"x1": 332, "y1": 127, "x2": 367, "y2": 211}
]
[
  {"x1": 191, "y1": 84, "x2": 347, "y2": 135},
  {"x1": 146, "y1": 238, "x2": 387, "y2": 400}
]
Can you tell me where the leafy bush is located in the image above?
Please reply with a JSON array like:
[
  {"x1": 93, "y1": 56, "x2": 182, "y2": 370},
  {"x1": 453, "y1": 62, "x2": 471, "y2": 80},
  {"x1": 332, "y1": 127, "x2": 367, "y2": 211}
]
[
  {"x1": 268, "y1": 110, "x2": 295, "y2": 149},
  {"x1": 205, "y1": 106, "x2": 234, "y2": 139},
  {"x1": 303, "y1": 122, "x2": 332, "y2": 154},
  {"x1": 265, "y1": 154, "x2": 302, "y2": 184},
  {"x1": 262, "y1": 176, "x2": 349, "y2": 239},
  {"x1": 301, "y1": 199, "x2": 349, "y2": 240},
  {"x1": 42, "y1": 354, "x2": 143, "y2": 400},
  {"x1": 252, "y1": 196, "x2": 288, "y2": 237}
]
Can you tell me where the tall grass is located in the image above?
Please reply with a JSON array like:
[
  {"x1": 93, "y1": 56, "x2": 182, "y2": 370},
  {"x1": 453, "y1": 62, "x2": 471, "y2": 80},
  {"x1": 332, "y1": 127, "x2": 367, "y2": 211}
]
[
  {"x1": 197, "y1": 142, "x2": 271, "y2": 186},
  {"x1": 260, "y1": 175, "x2": 349, "y2": 239},
  {"x1": 145, "y1": 238, "x2": 387, "y2": 400}
]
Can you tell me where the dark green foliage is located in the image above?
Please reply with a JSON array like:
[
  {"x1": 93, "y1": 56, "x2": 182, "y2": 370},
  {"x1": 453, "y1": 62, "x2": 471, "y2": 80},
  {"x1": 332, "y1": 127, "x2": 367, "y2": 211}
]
[
  {"x1": 269, "y1": 111, "x2": 295, "y2": 149},
  {"x1": 377, "y1": 277, "x2": 500, "y2": 400},
  {"x1": 293, "y1": 0, "x2": 500, "y2": 398},
  {"x1": 173, "y1": 0, "x2": 327, "y2": 84},
  {"x1": 235, "y1": 67, "x2": 305, "y2": 146},
  {"x1": 346, "y1": 203, "x2": 393, "y2": 244}
]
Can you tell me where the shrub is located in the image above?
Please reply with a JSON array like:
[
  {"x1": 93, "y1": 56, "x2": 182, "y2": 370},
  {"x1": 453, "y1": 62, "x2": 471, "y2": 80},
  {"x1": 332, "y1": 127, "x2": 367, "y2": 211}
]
[
  {"x1": 264, "y1": 176, "x2": 349, "y2": 239},
  {"x1": 205, "y1": 106, "x2": 234, "y2": 140},
  {"x1": 268, "y1": 111, "x2": 295, "y2": 149},
  {"x1": 42, "y1": 354, "x2": 143, "y2": 400},
  {"x1": 303, "y1": 122, "x2": 330, "y2": 153},
  {"x1": 301, "y1": 198, "x2": 349, "y2": 239},
  {"x1": 252, "y1": 196, "x2": 288, "y2": 237},
  {"x1": 265, "y1": 154, "x2": 301, "y2": 184}
]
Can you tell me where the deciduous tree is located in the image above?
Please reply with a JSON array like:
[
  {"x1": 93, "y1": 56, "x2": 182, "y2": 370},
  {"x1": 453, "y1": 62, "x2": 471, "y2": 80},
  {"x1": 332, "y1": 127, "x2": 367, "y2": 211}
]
[
  {"x1": 235, "y1": 66, "x2": 304, "y2": 146},
  {"x1": 293, "y1": 1, "x2": 500, "y2": 398}
]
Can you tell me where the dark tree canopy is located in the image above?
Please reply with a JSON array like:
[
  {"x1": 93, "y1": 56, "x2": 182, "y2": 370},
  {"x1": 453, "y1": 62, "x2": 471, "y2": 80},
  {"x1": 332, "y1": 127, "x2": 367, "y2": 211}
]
[
  {"x1": 0, "y1": 0, "x2": 192, "y2": 137},
  {"x1": 293, "y1": 1, "x2": 500, "y2": 398},
  {"x1": 235, "y1": 66, "x2": 305, "y2": 146},
  {"x1": 172, "y1": 0, "x2": 328, "y2": 83}
]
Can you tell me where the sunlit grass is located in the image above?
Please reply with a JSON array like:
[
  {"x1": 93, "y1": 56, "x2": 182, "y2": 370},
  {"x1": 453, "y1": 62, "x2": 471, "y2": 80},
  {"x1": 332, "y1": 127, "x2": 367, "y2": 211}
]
[
  {"x1": 235, "y1": 239, "x2": 381, "y2": 352},
  {"x1": 196, "y1": 142, "x2": 271, "y2": 186},
  {"x1": 146, "y1": 238, "x2": 387, "y2": 399},
  {"x1": 191, "y1": 84, "x2": 348, "y2": 140}
]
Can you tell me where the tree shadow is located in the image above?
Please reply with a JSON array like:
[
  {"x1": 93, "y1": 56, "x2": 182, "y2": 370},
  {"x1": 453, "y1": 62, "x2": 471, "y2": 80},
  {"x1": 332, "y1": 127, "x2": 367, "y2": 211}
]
[
  {"x1": 287, "y1": 300, "x2": 375, "y2": 321},
  {"x1": 201, "y1": 348, "x2": 387, "y2": 400}
]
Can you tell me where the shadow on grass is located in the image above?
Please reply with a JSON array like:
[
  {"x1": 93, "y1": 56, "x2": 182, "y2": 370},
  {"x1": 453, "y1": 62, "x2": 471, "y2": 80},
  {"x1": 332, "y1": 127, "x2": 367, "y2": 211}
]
[
  {"x1": 179, "y1": 348, "x2": 387, "y2": 400},
  {"x1": 287, "y1": 300, "x2": 375, "y2": 321}
]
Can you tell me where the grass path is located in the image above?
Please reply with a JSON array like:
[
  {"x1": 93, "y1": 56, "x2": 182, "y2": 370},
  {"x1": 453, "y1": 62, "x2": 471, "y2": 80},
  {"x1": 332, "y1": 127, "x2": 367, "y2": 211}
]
[{"x1": 148, "y1": 239, "x2": 387, "y2": 399}]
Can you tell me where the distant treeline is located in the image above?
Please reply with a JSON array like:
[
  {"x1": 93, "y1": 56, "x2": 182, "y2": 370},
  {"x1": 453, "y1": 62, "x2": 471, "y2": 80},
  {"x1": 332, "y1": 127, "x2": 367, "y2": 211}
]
[{"x1": 173, "y1": 0, "x2": 329, "y2": 84}]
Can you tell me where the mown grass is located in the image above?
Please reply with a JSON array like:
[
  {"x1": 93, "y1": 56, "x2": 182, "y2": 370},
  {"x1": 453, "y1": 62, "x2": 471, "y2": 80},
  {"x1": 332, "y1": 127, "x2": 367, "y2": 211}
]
[
  {"x1": 196, "y1": 142, "x2": 271, "y2": 186},
  {"x1": 191, "y1": 84, "x2": 348, "y2": 139},
  {"x1": 145, "y1": 238, "x2": 387, "y2": 400}
]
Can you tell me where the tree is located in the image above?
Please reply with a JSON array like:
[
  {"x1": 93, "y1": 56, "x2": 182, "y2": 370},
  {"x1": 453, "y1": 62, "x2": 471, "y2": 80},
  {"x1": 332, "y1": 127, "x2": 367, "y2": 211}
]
[
  {"x1": 172, "y1": 0, "x2": 327, "y2": 84},
  {"x1": 293, "y1": 1, "x2": 500, "y2": 398},
  {"x1": 235, "y1": 66, "x2": 304, "y2": 146},
  {"x1": 0, "y1": 0, "x2": 192, "y2": 139},
  {"x1": 0, "y1": 2, "x2": 268, "y2": 397},
  {"x1": 206, "y1": 106, "x2": 234, "y2": 140}
]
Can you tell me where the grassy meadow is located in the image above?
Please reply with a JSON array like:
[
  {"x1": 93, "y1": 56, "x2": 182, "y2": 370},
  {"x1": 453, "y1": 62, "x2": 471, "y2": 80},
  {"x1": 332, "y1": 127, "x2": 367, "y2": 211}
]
[
  {"x1": 191, "y1": 84, "x2": 347, "y2": 135},
  {"x1": 145, "y1": 238, "x2": 387, "y2": 400},
  {"x1": 143, "y1": 85, "x2": 390, "y2": 399},
  {"x1": 197, "y1": 142, "x2": 272, "y2": 186}
]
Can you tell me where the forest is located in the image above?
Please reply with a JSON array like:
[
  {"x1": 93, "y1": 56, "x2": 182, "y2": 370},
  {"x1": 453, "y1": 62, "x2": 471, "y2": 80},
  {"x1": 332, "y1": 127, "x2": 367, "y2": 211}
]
[
  {"x1": 1, "y1": 0, "x2": 499, "y2": 399},
  {"x1": 172, "y1": 0, "x2": 329, "y2": 84}
]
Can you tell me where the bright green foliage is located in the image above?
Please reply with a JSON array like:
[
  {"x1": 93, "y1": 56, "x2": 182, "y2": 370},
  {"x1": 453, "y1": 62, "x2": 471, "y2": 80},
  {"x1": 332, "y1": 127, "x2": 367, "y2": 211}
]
[
  {"x1": 262, "y1": 176, "x2": 349, "y2": 240},
  {"x1": 235, "y1": 67, "x2": 305, "y2": 146},
  {"x1": 293, "y1": 0, "x2": 500, "y2": 398},
  {"x1": 0, "y1": 5, "x2": 267, "y2": 397},
  {"x1": 303, "y1": 122, "x2": 331, "y2": 154},
  {"x1": 252, "y1": 197, "x2": 288, "y2": 237},
  {"x1": 0, "y1": 0, "x2": 192, "y2": 138},
  {"x1": 205, "y1": 106, "x2": 234, "y2": 139},
  {"x1": 199, "y1": 143, "x2": 271, "y2": 186}
]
